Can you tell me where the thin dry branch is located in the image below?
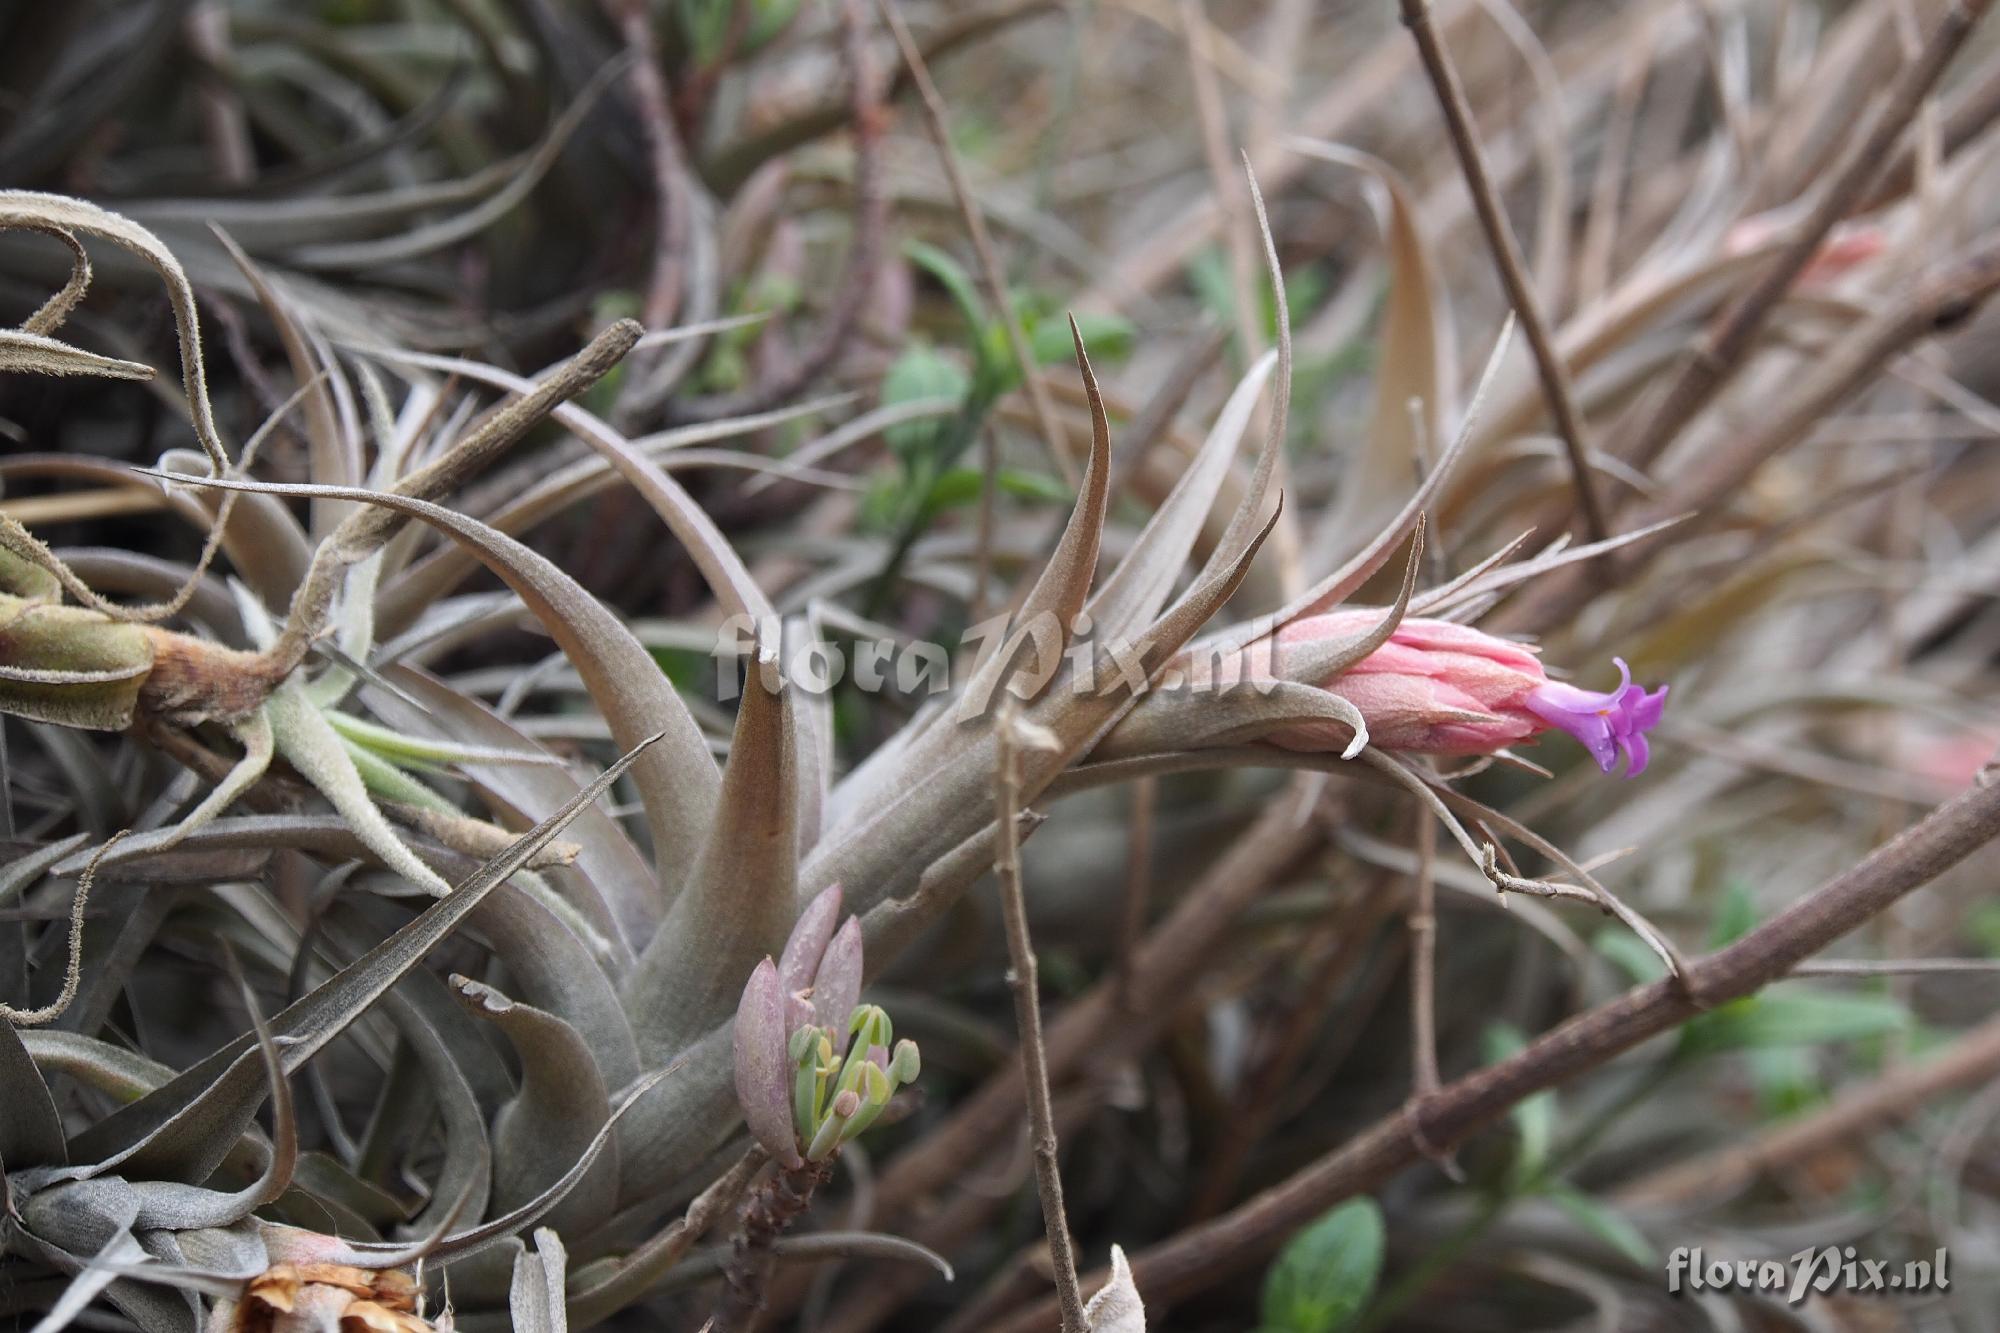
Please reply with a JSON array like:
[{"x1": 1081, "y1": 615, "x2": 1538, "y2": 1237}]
[
  {"x1": 1408, "y1": 807, "x2": 1442, "y2": 1103},
  {"x1": 184, "y1": 2, "x2": 254, "y2": 185},
  {"x1": 1616, "y1": 0, "x2": 1995, "y2": 474},
  {"x1": 567, "y1": 1149, "x2": 767, "y2": 1324},
  {"x1": 1398, "y1": 0, "x2": 1608, "y2": 542},
  {"x1": 1508, "y1": 230, "x2": 2000, "y2": 633},
  {"x1": 662, "y1": 0, "x2": 885, "y2": 426},
  {"x1": 1180, "y1": 0, "x2": 1265, "y2": 367},
  {"x1": 606, "y1": 0, "x2": 691, "y2": 341},
  {"x1": 1185, "y1": 868, "x2": 1403, "y2": 1220},
  {"x1": 1113, "y1": 775, "x2": 1157, "y2": 1014},
  {"x1": 814, "y1": 793, "x2": 1324, "y2": 1330},
  {"x1": 876, "y1": 0, "x2": 1079, "y2": 485},
  {"x1": 989, "y1": 774, "x2": 2000, "y2": 1329},
  {"x1": 703, "y1": 0, "x2": 1061, "y2": 190},
  {"x1": 1619, "y1": 1008, "x2": 2000, "y2": 1209},
  {"x1": 992, "y1": 701, "x2": 1087, "y2": 1332}
]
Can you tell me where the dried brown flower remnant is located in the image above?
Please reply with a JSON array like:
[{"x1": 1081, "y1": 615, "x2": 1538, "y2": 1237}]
[{"x1": 231, "y1": 1263, "x2": 437, "y2": 1333}]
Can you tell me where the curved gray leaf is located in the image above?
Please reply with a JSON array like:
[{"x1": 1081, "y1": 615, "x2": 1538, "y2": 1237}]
[
  {"x1": 452, "y1": 975, "x2": 618, "y2": 1239},
  {"x1": 366, "y1": 665, "x2": 647, "y2": 960},
  {"x1": 1091, "y1": 681, "x2": 1369, "y2": 762},
  {"x1": 1088, "y1": 351, "x2": 1277, "y2": 641},
  {"x1": 623, "y1": 665, "x2": 798, "y2": 1060},
  {"x1": 64, "y1": 735, "x2": 661, "y2": 1180},
  {"x1": 0, "y1": 1018, "x2": 67, "y2": 1168},
  {"x1": 153, "y1": 472, "x2": 716, "y2": 906}
]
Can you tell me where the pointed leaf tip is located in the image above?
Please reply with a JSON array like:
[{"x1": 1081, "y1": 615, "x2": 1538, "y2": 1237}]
[
  {"x1": 780, "y1": 883, "x2": 845, "y2": 996},
  {"x1": 813, "y1": 918, "x2": 865, "y2": 1052},
  {"x1": 1084, "y1": 1244, "x2": 1147, "y2": 1332}
]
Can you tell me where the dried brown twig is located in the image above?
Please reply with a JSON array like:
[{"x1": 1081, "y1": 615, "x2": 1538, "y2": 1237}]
[
  {"x1": 811, "y1": 794, "x2": 1324, "y2": 1331},
  {"x1": 703, "y1": 0, "x2": 1061, "y2": 191},
  {"x1": 993, "y1": 700, "x2": 1088, "y2": 1333},
  {"x1": 567, "y1": 1149, "x2": 766, "y2": 1324},
  {"x1": 660, "y1": 0, "x2": 885, "y2": 427},
  {"x1": 1112, "y1": 776, "x2": 1157, "y2": 1015},
  {"x1": 1185, "y1": 866, "x2": 1402, "y2": 1221},
  {"x1": 1508, "y1": 230, "x2": 2000, "y2": 633},
  {"x1": 603, "y1": 0, "x2": 693, "y2": 424},
  {"x1": 1618, "y1": 1008, "x2": 2000, "y2": 1209},
  {"x1": 876, "y1": 0, "x2": 1079, "y2": 485},
  {"x1": 714, "y1": 1160, "x2": 833, "y2": 1331},
  {"x1": 1406, "y1": 805, "x2": 1443, "y2": 1110},
  {"x1": 1614, "y1": 0, "x2": 1995, "y2": 475},
  {"x1": 1398, "y1": 0, "x2": 1609, "y2": 542},
  {"x1": 988, "y1": 775, "x2": 2000, "y2": 1330}
]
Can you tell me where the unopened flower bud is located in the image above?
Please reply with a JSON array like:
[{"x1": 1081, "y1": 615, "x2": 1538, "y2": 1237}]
[
  {"x1": 890, "y1": 1038, "x2": 921, "y2": 1084},
  {"x1": 793, "y1": 1030, "x2": 832, "y2": 1144},
  {"x1": 862, "y1": 1058, "x2": 894, "y2": 1107},
  {"x1": 839, "y1": 1059, "x2": 899, "y2": 1140}
]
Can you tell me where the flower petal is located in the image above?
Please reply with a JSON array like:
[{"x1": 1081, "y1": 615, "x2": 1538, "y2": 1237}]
[
  {"x1": 1527, "y1": 661, "x2": 1667, "y2": 777},
  {"x1": 1619, "y1": 729, "x2": 1651, "y2": 778}
]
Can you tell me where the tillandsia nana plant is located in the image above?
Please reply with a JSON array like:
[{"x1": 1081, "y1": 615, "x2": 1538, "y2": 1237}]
[
  {"x1": 0, "y1": 169, "x2": 1678, "y2": 1330},
  {"x1": 5, "y1": 0, "x2": 2000, "y2": 1330}
]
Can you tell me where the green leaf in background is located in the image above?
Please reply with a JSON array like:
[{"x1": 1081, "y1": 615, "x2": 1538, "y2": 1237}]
[
  {"x1": 649, "y1": 646, "x2": 708, "y2": 693},
  {"x1": 1030, "y1": 311, "x2": 1135, "y2": 366},
  {"x1": 880, "y1": 343, "x2": 970, "y2": 465},
  {"x1": 904, "y1": 239, "x2": 990, "y2": 338},
  {"x1": 1747, "y1": 1044, "x2": 1825, "y2": 1117},
  {"x1": 996, "y1": 468, "x2": 1073, "y2": 503},
  {"x1": 858, "y1": 472, "x2": 906, "y2": 534},
  {"x1": 1709, "y1": 881, "x2": 1760, "y2": 947},
  {"x1": 1188, "y1": 246, "x2": 1329, "y2": 345},
  {"x1": 923, "y1": 466, "x2": 1071, "y2": 513},
  {"x1": 1483, "y1": 1024, "x2": 1554, "y2": 1185},
  {"x1": 1547, "y1": 1184, "x2": 1656, "y2": 1267},
  {"x1": 1594, "y1": 928, "x2": 1668, "y2": 986},
  {"x1": 1968, "y1": 900, "x2": 2000, "y2": 956},
  {"x1": 747, "y1": 0, "x2": 804, "y2": 48},
  {"x1": 675, "y1": 0, "x2": 736, "y2": 64},
  {"x1": 1681, "y1": 987, "x2": 1910, "y2": 1056},
  {"x1": 590, "y1": 289, "x2": 642, "y2": 324},
  {"x1": 1187, "y1": 248, "x2": 1234, "y2": 331},
  {"x1": 581, "y1": 289, "x2": 641, "y2": 413},
  {"x1": 1259, "y1": 1198, "x2": 1385, "y2": 1333},
  {"x1": 698, "y1": 271, "x2": 805, "y2": 393},
  {"x1": 1604, "y1": 880, "x2": 1750, "y2": 984}
]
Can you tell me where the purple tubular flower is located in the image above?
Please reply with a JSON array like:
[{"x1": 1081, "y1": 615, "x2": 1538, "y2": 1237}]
[
  {"x1": 732, "y1": 957, "x2": 803, "y2": 1168},
  {"x1": 1524, "y1": 658, "x2": 1668, "y2": 777}
]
